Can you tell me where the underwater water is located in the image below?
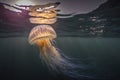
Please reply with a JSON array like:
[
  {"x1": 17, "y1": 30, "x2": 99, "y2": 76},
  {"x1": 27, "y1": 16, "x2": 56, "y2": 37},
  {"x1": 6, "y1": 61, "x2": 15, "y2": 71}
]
[{"x1": 0, "y1": 37, "x2": 120, "y2": 80}]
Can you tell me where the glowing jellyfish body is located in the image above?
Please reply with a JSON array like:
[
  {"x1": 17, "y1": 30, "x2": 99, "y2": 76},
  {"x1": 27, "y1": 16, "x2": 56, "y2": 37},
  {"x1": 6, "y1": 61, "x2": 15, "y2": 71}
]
[
  {"x1": 29, "y1": 25, "x2": 63, "y2": 71},
  {"x1": 29, "y1": 25, "x2": 56, "y2": 45}
]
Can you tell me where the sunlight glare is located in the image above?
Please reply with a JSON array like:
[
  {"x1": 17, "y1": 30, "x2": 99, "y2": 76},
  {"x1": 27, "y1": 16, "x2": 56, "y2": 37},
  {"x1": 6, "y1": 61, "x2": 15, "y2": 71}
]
[{"x1": 16, "y1": 0, "x2": 35, "y2": 5}]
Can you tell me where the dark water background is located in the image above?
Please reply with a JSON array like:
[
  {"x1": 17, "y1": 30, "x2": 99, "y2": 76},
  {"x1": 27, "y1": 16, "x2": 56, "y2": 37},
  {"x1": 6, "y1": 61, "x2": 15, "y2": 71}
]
[{"x1": 0, "y1": 37, "x2": 120, "y2": 80}]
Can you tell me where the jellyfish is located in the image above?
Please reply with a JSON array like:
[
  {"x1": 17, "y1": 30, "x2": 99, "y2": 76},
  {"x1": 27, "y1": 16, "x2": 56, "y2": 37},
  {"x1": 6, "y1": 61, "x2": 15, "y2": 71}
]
[{"x1": 28, "y1": 25, "x2": 93, "y2": 80}]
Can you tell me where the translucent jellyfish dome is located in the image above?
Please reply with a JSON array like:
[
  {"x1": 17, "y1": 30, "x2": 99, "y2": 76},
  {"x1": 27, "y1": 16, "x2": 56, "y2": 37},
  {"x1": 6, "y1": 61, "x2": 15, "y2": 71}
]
[{"x1": 28, "y1": 25, "x2": 56, "y2": 45}]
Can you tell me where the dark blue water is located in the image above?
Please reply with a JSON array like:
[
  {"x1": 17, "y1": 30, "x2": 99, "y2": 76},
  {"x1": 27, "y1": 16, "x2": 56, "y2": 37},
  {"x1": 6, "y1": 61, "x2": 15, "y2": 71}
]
[{"x1": 0, "y1": 37, "x2": 120, "y2": 80}]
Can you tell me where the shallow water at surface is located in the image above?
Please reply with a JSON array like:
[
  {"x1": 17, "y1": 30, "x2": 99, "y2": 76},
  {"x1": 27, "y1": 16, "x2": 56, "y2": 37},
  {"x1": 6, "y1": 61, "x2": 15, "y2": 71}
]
[{"x1": 0, "y1": 37, "x2": 120, "y2": 80}]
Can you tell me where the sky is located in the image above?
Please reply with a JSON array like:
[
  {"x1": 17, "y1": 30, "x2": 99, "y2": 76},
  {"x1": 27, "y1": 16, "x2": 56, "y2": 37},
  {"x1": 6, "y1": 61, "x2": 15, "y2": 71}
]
[{"x1": 0, "y1": 0, "x2": 107, "y2": 14}]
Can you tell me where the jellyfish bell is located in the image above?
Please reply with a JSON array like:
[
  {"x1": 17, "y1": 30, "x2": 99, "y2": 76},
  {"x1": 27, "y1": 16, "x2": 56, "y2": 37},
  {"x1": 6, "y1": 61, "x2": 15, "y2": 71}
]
[{"x1": 28, "y1": 25, "x2": 56, "y2": 45}]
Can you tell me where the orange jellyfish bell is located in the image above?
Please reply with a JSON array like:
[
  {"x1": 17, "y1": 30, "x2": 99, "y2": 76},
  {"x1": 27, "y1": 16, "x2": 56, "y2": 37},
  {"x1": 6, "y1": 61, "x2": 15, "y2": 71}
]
[{"x1": 28, "y1": 25, "x2": 56, "y2": 45}]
